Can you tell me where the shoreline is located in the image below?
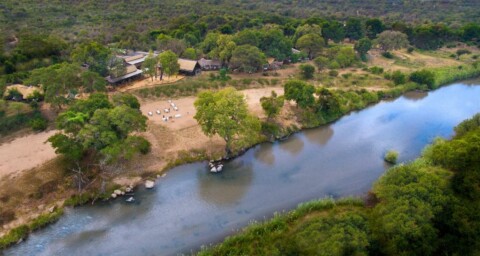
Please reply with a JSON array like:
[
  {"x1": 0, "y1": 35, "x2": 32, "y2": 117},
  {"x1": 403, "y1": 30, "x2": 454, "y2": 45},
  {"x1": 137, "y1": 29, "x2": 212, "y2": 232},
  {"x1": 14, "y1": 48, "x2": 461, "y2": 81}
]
[{"x1": 1, "y1": 72, "x2": 480, "y2": 251}]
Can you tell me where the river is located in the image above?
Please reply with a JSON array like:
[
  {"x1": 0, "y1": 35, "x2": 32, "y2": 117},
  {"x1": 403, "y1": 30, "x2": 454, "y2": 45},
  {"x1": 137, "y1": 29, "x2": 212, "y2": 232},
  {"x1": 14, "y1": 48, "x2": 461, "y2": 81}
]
[{"x1": 4, "y1": 81, "x2": 480, "y2": 256}]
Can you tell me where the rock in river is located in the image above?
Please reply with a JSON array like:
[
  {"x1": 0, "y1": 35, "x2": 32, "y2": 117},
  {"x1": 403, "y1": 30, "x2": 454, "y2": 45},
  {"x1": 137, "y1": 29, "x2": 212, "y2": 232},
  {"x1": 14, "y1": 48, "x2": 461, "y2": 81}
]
[{"x1": 145, "y1": 180, "x2": 155, "y2": 189}]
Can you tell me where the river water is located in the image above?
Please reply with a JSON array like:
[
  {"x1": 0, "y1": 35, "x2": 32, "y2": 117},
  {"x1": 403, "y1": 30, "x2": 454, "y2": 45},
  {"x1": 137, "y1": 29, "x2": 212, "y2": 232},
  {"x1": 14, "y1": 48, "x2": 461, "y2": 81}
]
[{"x1": 4, "y1": 81, "x2": 480, "y2": 256}]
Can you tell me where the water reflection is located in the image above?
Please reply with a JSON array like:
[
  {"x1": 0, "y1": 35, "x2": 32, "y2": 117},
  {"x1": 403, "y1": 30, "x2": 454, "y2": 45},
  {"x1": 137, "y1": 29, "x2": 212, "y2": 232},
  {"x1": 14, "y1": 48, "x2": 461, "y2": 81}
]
[
  {"x1": 304, "y1": 125, "x2": 334, "y2": 146},
  {"x1": 278, "y1": 135, "x2": 304, "y2": 156},
  {"x1": 253, "y1": 143, "x2": 275, "y2": 165},
  {"x1": 197, "y1": 160, "x2": 253, "y2": 205},
  {"x1": 403, "y1": 90, "x2": 428, "y2": 101}
]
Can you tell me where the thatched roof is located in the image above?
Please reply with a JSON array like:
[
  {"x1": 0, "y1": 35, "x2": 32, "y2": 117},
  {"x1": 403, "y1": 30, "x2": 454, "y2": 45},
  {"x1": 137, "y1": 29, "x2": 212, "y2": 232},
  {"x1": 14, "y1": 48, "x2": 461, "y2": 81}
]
[
  {"x1": 124, "y1": 54, "x2": 145, "y2": 63},
  {"x1": 106, "y1": 64, "x2": 143, "y2": 83},
  {"x1": 198, "y1": 58, "x2": 221, "y2": 68},
  {"x1": 178, "y1": 58, "x2": 199, "y2": 72}
]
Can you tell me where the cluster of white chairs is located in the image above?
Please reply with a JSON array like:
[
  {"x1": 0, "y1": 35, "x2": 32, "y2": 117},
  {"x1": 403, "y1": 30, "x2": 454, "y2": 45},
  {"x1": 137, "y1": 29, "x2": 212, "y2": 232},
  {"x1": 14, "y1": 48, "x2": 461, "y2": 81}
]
[{"x1": 147, "y1": 100, "x2": 181, "y2": 121}]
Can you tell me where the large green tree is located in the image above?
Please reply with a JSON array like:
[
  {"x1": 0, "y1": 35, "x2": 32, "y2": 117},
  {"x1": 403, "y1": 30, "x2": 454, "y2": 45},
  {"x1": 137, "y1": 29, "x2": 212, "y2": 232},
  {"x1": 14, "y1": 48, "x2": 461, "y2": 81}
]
[
  {"x1": 296, "y1": 34, "x2": 324, "y2": 59},
  {"x1": 260, "y1": 91, "x2": 284, "y2": 120},
  {"x1": 354, "y1": 38, "x2": 372, "y2": 61},
  {"x1": 229, "y1": 45, "x2": 266, "y2": 73},
  {"x1": 376, "y1": 30, "x2": 409, "y2": 52},
  {"x1": 158, "y1": 50, "x2": 180, "y2": 79},
  {"x1": 284, "y1": 80, "x2": 315, "y2": 109},
  {"x1": 194, "y1": 87, "x2": 261, "y2": 156},
  {"x1": 48, "y1": 93, "x2": 149, "y2": 166},
  {"x1": 141, "y1": 51, "x2": 157, "y2": 81},
  {"x1": 71, "y1": 42, "x2": 111, "y2": 76}
]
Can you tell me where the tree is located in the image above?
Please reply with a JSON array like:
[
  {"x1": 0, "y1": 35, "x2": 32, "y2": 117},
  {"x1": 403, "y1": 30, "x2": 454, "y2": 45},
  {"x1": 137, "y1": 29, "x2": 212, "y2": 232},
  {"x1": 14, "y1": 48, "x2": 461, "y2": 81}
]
[
  {"x1": 299, "y1": 64, "x2": 315, "y2": 79},
  {"x1": 71, "y1": 42, "x2": 111, "y2": 76},
  {"x1": 284, "y1": 80, "x2": 315, "y2": 109},
  {"x1": 409, "y1": 70, "x2": 435, "y2": 89},
  {"x1": 314, "y1": 56, "x2": 329, "y2": 71},
  {"x1": 181, "y1": 47, "x2": 197, "y2": 60},
  {"x1": 296, "y1": 34, "x2": 324, "y2": 59},
  {"x1": 209, "y1": 35, "x2": 237, "y2": 65},
  {"x1": 229, "y1": 45, "x2": 266, "y2": 73},
  {"x1": 259, "y1": 27, "x2": 293, "y2": 61},
  {"x1": 233, "y1": 29, "x2": 261, "y2": 47},
  {"x1": 156, "y1": 34, "x2": 186, "y2": 55},
  {"x1": 107, "y1": 56, "x2": 127, "y2": 78},
  {"x1": 194, "y1": 87, "x2": 261, "y2": 156},
  {"x1": 335, "y1": 47, "x2": 356, "y2": 68},
  {"x1": 80, "y1": 71, "x2": 107, "y2": 93},
  {"x1": 365, "y1": 18, "x2": 385, "y2": 39},
  {"x1": 26, "y1": 63, "x2": 82, "y2": 109},
  {"x1": 158, "y1": 50, "x2": 179, "y2": 79},
  {"x1": 354, "y1": 38, "x2": 372, "y2": 61},
  {"x1": 142, "y1": 51, "x2": 157, "y2": 81},
  {"x1": 376, "y1": 30, "x2": 409, "y2": 52},
  {"x1": 411, "y1": 24, "x2": 453, "y2": 50},
  {"x1": 48, "y1": 93, "x2": 149, "y2": 168},
  {"x1": 260, "y1": 91, "x2": 284, "y2": 120},
  {"x1": 293, "y1": 24, "x2": 322, "y2": 43},
  {"x1": 322, "y1": 20, "x2": 346, "y2": 44},
  {"x1": 461, "y1": 23, "x2": 480, "y2": 42},
  {"x1": 345, "y1": 18, "x2": 365, "y2": 41}
]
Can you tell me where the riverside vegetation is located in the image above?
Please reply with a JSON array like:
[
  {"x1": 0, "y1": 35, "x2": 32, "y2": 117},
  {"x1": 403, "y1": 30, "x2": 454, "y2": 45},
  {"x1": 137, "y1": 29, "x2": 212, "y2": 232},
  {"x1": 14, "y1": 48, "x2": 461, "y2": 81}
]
[
  {"x1": 198, "y1": 113, "x2": 480, "y2": 256},
  {"x1": 1, "y1": 9, "x2": 480, "y2": 253}
]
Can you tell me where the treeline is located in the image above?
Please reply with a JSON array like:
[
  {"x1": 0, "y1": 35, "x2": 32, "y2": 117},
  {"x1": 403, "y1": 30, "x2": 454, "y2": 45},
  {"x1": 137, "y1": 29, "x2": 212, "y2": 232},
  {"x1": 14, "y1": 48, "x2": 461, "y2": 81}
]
[
  {"x1": 1, "y1": 14, "x2": 479, "y2": 84},
  {"x1": 1, "y1": 0, "x2": 479, "y2": 41},
  {"x1": 198, "y1": 113, "x2": 480, "y2": 255}
]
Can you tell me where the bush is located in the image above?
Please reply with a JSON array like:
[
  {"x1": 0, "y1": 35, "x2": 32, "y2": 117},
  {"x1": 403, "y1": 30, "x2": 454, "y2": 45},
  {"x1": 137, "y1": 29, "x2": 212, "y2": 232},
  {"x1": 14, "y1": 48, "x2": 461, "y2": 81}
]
[
  {"x1": 29, "y1": 116, "x2": 48, "y2": 131},
  {"x1": 299, "y1": 64, "x2": 315, "y2": 79},
  {"x1": 369, "y1": 66, "x2": 384, "y2": 74},
  {"x1": 382, "y1": 52, "x2": 394, "y2": 59},
  {"x1": 328, "y1": 70, "x2": 338, "y2": 77},
  {"x1": 328, "y1": 60, "x2": 340, "y2": 69},
  {"x1": 407, "y1": 47, "x2": 415, "y2": 53},
  {"x1": 384, "y1": 150, "x2": 399, "y2": 164},
  {"x1": 409, "y1": 70, "x2": 435, "y2": 89},
  {"x1": 391, "y1": 70, "x2": 407, "y2": 85}
]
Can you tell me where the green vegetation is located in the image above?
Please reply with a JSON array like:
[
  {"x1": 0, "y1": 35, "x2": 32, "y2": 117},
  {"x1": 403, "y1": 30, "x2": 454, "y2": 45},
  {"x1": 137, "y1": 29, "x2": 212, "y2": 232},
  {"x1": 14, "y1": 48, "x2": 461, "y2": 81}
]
[
  {"x1": 200, "y1": 113, "x2": 480, "y2": 256},
  {"x1": 299, "y1": 64, "x2": 315, "y2": 79},
  {"x1": 260, "y1": 91, "x2": 284, "y2": 120},
  {"x1": 0, "y1": 207, "x2": 63, "y2": 249},
  {"x1": 384, "y1": 150, "x2": 398, "y2": 164},
  {"x1": 194, "y1": 87, "x2": 261, "y2": 157}
]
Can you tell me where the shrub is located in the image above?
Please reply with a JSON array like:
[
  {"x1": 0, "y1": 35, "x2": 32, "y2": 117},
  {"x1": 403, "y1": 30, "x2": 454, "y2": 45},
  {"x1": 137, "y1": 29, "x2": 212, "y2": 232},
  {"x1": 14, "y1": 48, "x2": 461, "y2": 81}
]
[
  {"x1": 328, "y1": 70, "x2": 338, "y2": 77},
  {"x1": 382, "y1": 52, "x2": 394, "y2": 59},
  {"x1": 328, "y1": 60, "x2": 340, "y2": 69},
  {"x1": 384, "y1": 150, "x2": 399, "y2": 164},
  {"x1": 341, "y1": 73, "x2": 352, "y2": 79},
  {"x1": 409, "y1": 70, "x2": 435, "y2": 89},
  {"x1": 4, "y1": 88, "x2": 23, "y2": 101},
  {"x1": 407, "y1": 47, "x2": 415, "y2": 53},
  {"x1": 391, "y1": 70, "x2": 407, "y2": 85},
  {"x1": 369, "y1": 66, "x2": 384, "y2": 74},
  {"x1": 29, "y1": 116, "x2": 48, "y2": 131},
  {"x1": 299, "y1": 64, "x2": 315, "y2": 79}
]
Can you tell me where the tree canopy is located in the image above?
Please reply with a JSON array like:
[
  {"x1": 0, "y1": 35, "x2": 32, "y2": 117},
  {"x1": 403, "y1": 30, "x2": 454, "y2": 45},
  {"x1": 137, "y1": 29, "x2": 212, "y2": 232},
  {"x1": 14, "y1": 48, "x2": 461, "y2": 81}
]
[{"x1": 194, "y1": 87, "x2": 261, "y2": 156}]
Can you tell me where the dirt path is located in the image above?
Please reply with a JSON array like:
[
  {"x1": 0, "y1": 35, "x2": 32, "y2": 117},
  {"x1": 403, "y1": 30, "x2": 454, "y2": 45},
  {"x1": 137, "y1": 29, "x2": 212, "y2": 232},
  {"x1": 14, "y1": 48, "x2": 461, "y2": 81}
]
[{"x1": 0, "y1": 130, "x2": 57, "y2": 179}]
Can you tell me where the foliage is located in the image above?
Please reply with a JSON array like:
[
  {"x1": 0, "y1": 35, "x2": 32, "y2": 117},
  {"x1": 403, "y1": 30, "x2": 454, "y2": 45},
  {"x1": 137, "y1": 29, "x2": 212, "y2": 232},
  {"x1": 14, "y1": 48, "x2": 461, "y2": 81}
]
[
  {"x1": 345, "y1": 18, "x2": 365, "y2": 41},
  {"x1": 28, "y1": 116, "x2": 48, "y2": 131},
  {"x1": 322, "y1": 20, "x2": 346, "y2": 44},
  {"x1": 376, "y1": 30, "x2": 409, "y2": 52},
  {"x1": 141, "y1": 51, "x2": 158, "y2": 81},
  {"x1": 299, "y1": 64, "x2": 315, "y2": 79},
  {"x1": 230, "y1": 45, "x2": 266, "y2": 73},
  {"x1": 296, "y1": 34, "x2": 324, "y2": 59},
  {"x1": 384, "y1": 150, "x2": 398, "y2": 164},
  {"x1": 354, "y1": 38, "x2": 372, "y2": 61},
  {"x1": 48, "y1": 93, "x2": 149, "y2": 165},
  {"x1": 365, "y1": 18, "x2": 385, "y2": 39},
  {"x1": 368, "y1": 66, "x2": 383, "y2": 74},
  {"x1": 71, "y1": 42, "x2": 111, "y2": 76},
  {"x1": 313, "y1": 56, "x2": 329, "y2": 71},
  {"x1": 260, "y1": 91, "x2": 284, "y2": 120},
  {"x1": 454, "y1": 113, "x2": 480, "y2": 137},
  {"x1": 159, "y1": 50, "x2": 180, "y2": 77},
  {"x1": 390, "y1": 71, "x2": 407, "y2": 85},
  {"x1": 284, "y1": 80, "x2": 315, "y2": 109},
  {"x1": 194, "y1": 87, "x2": 261, "y2": 156},
  {"x1": 409, "y1": 70, "x2": 435, "y2": 89}
]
